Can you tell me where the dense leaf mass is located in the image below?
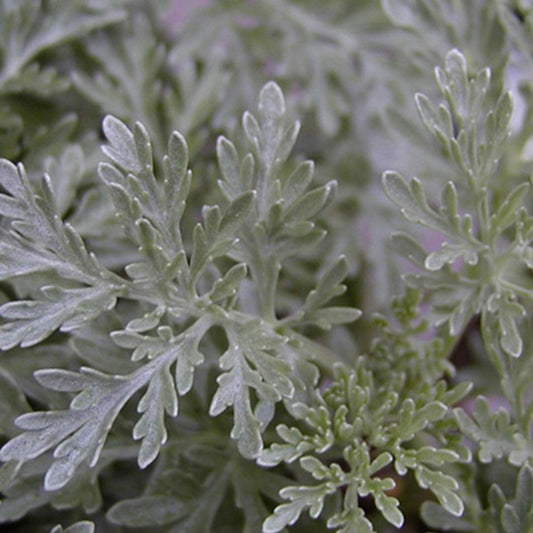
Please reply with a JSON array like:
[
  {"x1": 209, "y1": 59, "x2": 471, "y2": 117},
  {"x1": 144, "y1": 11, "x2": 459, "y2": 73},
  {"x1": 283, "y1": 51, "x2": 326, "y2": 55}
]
[{"x1": 0, "y1": 1, "x2": 533, "y2": 532}]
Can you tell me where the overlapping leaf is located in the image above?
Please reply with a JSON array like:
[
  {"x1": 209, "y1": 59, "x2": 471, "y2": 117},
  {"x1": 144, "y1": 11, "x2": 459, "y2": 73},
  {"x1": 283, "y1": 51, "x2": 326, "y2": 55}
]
[
  {"x1": 0, "y1": 158, "x2": 123, "y2": 348},
  {"x1": 0, "y1": 317, "x2": 213, "y2": 488},
  {"x1": 260, "y1": 357, "x2": 466, "y2": 531},
  {"x1": 100, "y1": 115, "x2": 254, "y2": 299},
  {"x1": 210, "y1": 321, "x2": 296, "y2": 458},
  {"x1": 384, "y1": 49, "x2": 533, "y2": 361}
]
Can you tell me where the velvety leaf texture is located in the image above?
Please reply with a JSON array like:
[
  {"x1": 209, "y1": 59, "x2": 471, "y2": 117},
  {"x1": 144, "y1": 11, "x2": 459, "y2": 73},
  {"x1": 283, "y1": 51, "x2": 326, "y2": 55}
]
[{"x1": 0, "y1": 1, "x2": 532, "y2": 532}]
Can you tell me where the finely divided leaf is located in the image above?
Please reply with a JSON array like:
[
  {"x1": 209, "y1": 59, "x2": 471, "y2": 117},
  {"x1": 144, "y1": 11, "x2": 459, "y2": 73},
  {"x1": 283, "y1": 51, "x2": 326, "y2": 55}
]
[
  {"x1": 133, "y1": 363, "x2": 178, "y2": 468},
  {"x1": 0, "y1": 363, "x2": 162, "y2": 489},
  {"x1": 0, "y1": 285, "x2": 119, "y2": 349},
  {"x1": 209, "y1": 325, "x2": 294, "y2": 458},
  {"x1": 263, "y1": 483, "x2": 334, "y2": 532},
  {"x1": 382, "y1": 171, "x2": 447, "y2": 232}
]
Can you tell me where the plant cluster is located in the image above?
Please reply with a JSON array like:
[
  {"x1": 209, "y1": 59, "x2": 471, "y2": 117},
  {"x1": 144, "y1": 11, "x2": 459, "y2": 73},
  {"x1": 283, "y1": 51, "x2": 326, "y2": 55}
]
[{"x1": 0, "y1": 1, "x2": 532, "y2": 532}]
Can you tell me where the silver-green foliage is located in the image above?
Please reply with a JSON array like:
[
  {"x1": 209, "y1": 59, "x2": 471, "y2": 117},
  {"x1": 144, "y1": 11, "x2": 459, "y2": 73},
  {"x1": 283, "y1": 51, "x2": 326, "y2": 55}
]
[
  {"x1": 383, "y1": 47, "x2": 533, "y2": 469},
  {"x1": 0, "y1": 81, "x2": 347, "y2": 483},
  {"x1": 0, "y1": 1, "x2": 533, "y2": 532}
]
